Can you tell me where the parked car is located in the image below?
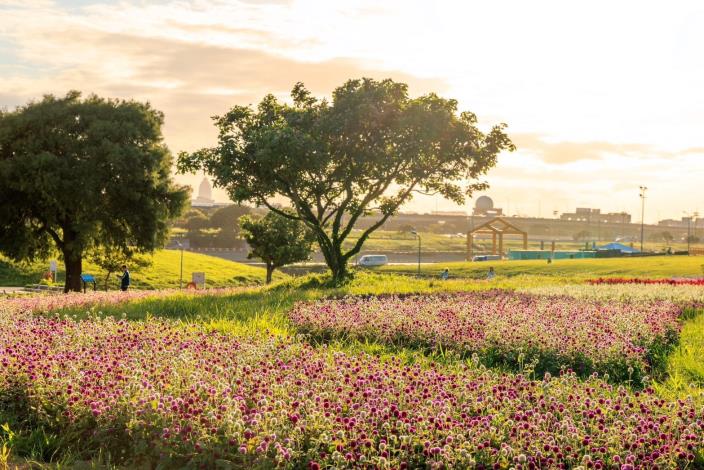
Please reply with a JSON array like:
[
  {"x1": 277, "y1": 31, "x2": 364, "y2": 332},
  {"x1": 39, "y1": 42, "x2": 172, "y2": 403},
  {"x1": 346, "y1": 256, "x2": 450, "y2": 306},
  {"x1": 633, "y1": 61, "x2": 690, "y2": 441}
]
[
  {"x1": 357, "y1": 255, "x2": 389, "y2": 267},
  {"x1": 472, "y1": 254, "x2": 501, "y2": 262}
]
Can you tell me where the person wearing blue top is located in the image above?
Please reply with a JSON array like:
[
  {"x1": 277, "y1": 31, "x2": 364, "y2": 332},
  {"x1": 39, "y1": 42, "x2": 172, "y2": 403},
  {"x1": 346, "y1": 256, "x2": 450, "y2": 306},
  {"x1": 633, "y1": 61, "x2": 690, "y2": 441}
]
[{"x1": 119, "y1": 265, "x2": 130, "y2": 291}]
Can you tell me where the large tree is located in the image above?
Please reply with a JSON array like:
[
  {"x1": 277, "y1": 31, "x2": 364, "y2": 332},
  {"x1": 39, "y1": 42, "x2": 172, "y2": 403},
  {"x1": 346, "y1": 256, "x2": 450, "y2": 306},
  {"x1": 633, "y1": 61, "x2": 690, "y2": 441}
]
[
  {"x1": 239, "y1": 210, "x2": 314, "y2": 284},
  {"x1": 0, "y1": 91, "x2": 188, "y2": 292},
  {"x1": 178, "y1": 78, "x2": 514, "y2": 283}
]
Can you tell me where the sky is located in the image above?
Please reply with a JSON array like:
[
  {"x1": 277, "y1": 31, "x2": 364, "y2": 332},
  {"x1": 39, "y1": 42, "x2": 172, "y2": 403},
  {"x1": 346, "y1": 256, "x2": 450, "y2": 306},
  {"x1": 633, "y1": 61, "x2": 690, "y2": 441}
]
[{"x1": 1, "y1": 0, "x2": 702, "y2": 222}]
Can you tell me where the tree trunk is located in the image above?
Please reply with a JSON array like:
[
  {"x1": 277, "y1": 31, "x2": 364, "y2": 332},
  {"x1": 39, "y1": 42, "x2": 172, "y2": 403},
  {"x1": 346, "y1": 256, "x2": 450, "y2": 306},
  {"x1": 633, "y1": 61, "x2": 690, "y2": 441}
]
[
  {"x1": 265, "y1": 263, "x2": 274, "y2": 284},
  {"x1": 104, "y1": 270, "x2": 113, "y2": 291},
  {"x1": 321, "y1": 244, "x2": 349, "y2": 285},
  {"x1": 314, "y1": 231, "x2": 350, "y2": 285},
  {"x1": 63, "y1": 252, "x2": 83, "y2": 293}
]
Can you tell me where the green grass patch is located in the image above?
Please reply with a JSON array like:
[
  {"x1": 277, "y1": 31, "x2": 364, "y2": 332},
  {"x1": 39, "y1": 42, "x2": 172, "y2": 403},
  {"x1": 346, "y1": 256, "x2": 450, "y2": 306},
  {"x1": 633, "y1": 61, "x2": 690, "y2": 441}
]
[
  {"x1": 655, "y1": 307, "x2": 704, "y2": 404},
  {"x1": 0, "y1": 250, "x2": 285, "y2": 289}
]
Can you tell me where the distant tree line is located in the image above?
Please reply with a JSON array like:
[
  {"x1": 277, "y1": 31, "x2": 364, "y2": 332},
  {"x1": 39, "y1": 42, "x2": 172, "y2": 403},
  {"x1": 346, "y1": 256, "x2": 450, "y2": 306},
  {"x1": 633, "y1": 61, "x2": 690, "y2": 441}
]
[{"x1": 173, "y1": 205, "x2": 254, "y2": 248}]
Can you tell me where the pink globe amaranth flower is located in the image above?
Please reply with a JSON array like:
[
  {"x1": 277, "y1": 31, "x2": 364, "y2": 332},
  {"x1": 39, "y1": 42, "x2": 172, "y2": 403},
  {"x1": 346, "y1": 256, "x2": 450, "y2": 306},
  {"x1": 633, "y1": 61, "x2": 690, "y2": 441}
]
[{"x1": 2, "y1": 303, "x2": 702, "y2": 468}]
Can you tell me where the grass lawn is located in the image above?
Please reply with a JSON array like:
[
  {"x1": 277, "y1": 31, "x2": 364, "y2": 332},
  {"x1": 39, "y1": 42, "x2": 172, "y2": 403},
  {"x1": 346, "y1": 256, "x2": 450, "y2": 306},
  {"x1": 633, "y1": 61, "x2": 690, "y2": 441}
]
[
  {"x1": 378, "y1": 255, "x2": 704, "y2": 279},
  {"x1": 656, "y1": 311, "x2": 704, "y2": 400},
  {"x1": 0, "y1": 250, "x2": 285, "y2": 289}
]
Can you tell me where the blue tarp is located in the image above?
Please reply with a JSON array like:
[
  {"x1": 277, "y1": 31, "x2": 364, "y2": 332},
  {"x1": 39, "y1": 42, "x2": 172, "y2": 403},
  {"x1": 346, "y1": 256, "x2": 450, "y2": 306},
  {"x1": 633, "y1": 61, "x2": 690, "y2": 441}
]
[{"x1": 598, "y1": 242, "x2": 640, "y2": 253}]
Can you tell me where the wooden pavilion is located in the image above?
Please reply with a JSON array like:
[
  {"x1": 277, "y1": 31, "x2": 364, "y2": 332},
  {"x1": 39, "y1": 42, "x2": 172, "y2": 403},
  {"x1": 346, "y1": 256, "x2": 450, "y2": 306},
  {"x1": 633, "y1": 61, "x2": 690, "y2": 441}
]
[{"x1": 467, "y1": 217, "x2": 528, "y2": 260}]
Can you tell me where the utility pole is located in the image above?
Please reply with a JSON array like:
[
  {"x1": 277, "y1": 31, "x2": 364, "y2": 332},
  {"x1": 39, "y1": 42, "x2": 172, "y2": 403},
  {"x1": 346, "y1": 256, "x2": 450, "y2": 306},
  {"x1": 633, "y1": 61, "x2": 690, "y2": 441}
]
[
  {"x1": 684, "y1": 211, "x2": 698, "y2": 255},
  {"x1": 411, "y1": 230, "x2": 421, "y2": 276},
  {"x1": 639, "y1": 186, "x2": 647, "y2": 252},
  {"x1": 694, "y1": 212, "x2": 700, "y2": 242}
]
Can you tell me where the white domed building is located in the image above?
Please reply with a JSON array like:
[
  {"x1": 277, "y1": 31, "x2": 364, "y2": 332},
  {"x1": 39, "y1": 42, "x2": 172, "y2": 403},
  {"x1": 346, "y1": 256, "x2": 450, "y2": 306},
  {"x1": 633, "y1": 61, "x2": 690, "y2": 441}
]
[
  {"x1": 192, "y1": 176, "x2": 216, "y2": 207},
  {"x1": 472, "y1": 195, "x2": 503, "y2": 216}
]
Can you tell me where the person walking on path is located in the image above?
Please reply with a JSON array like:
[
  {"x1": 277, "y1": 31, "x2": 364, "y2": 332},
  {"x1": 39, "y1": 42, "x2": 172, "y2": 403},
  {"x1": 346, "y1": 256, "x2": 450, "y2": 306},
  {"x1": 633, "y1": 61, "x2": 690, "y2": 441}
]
[{"x1": 118, "y1": 265, "x2": 130, "y2": 291}]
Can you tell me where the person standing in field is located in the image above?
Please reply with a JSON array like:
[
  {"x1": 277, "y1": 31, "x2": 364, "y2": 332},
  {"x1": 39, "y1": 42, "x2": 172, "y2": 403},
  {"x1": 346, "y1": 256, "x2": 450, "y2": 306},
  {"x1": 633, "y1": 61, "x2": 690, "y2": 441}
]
[
  {"x1": 118, "y1": 264, "x2": 130, "y2": 291},
  {"x1": 486, "y1": 266, "x2": 495, "y2": 280},
  {"x1": 440, "y1": 268, "x2": 449, "y2": 280}
]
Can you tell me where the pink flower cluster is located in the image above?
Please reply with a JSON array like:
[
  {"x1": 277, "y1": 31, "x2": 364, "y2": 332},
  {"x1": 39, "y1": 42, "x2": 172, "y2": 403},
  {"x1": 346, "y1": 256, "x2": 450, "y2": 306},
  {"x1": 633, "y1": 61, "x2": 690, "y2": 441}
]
[
  {"x1": 588, "y1": 278, "x2": 704, "y2": 286},
  {"x1": 0, "y1": 287, "x2": 242, "y2": 318},
  {"x1": 290, "y1": 291, "x2": 683, "y2": 379},
  {"x1": 1, "y1": 314, "x2": 701, "y2": 468}
]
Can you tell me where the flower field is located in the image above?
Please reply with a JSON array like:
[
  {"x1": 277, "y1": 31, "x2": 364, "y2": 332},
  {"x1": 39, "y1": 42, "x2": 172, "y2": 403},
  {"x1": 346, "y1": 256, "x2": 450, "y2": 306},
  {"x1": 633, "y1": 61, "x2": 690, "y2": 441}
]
[
  {"x1": 290, "y1": 292, "x2": 684, "y2": 381},
  {"x1": 0, "y1": 287, "x2": 243, "y2": 318},
  {"x1": 521, "y1": 284, "x2": 704, "y2": 309},
  {"x1": 1, "y1": 313, "x2": 703, "y2": 468},
  {"x1": 588, "y1": 278, "x2": 704, "y2": 286}
]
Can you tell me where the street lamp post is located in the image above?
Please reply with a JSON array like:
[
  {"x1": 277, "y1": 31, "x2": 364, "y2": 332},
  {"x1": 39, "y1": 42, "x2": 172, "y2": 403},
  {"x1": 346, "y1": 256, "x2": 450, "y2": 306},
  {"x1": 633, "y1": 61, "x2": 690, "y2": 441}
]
[
  {"x1": 176, "y1": 241, "x2": 184, "y2": 289},
  {"x1": 694, "y1": 213, "x2": 700, "y2": 240},
  {"x1": 639, "y1": 186, "x2": 647, "y2": 252},
  {"x1": 411, "y1": 230, "x2": 421, "y2": 276},
  {"x1": 683, "y1": 211, "x2": 699, "y2": 255}
]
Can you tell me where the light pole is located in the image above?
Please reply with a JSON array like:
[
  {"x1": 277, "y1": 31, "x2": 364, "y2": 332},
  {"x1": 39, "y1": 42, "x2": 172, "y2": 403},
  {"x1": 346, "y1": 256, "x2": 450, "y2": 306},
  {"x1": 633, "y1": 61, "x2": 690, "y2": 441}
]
[
  {"x1": 639, "y1": 186, "x2": 647, "y2": 252},
  {"x1": 694, "y1": 212, "x2": 700, "y2": 248},
  {"x1": 684, "y1": 211, "x2": 698, "y2": 255},
  {"x1": 176, "y1": 240, "x2": 184, "y2": 289},
  {"x1": 411, "y1": 230, "x2": 421, "y2": 276}
]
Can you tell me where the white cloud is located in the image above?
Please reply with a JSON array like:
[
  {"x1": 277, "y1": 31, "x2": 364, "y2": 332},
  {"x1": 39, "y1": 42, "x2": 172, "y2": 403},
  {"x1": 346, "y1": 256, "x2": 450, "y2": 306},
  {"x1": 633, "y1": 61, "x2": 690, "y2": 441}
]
[{"x1": 1, "y1": 0, "x2": 703, "y2": 220}]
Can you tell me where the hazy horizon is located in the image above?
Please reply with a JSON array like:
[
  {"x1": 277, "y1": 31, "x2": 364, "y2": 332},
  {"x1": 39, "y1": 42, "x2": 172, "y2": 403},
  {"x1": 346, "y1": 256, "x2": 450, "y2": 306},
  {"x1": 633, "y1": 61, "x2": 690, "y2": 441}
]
[{"x1": 2, "y1": 0, "x2": 702, "y2": 222}]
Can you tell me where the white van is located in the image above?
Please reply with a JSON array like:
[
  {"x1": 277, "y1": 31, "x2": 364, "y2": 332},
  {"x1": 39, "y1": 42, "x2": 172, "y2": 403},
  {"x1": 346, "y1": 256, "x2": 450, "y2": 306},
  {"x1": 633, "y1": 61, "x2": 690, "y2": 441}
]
[{"x1": 357, "y1": 255, "x2": 389, "y2": 267}]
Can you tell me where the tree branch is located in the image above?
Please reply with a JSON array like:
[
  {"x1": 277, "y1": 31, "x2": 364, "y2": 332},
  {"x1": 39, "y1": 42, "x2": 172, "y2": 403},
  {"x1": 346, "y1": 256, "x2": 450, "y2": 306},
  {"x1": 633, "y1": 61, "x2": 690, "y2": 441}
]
[{"x1": 342, "y1": 183, "x2": 417, "y2": 261}]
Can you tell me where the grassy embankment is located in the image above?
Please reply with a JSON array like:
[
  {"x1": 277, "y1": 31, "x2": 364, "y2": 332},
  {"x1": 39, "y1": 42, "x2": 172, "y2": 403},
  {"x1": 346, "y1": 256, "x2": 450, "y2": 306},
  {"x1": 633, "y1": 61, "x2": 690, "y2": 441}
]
[
  {"x1": 346, "y1": 229, "x2": 700, "y2": 253},
  {"x1": 378, "y1": 255, "x2": 704, "y2": 279},
  {"x1": 0, "y1": 250, "x2": 285, "y2": 289}
]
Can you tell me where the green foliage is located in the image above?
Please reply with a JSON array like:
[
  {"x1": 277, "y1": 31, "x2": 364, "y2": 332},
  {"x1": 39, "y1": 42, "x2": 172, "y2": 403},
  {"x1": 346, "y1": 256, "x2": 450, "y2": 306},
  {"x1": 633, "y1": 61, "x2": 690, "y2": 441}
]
[
  {"x1": 0, "y1": 91, "x2": 188, "y2": 292},
  {"x1": 185, "y1": 214, "x2": 210, "y2": 232},
  {"x1": 178, "y1": 78, "x2": 514, "y2": 283},
  {"x1": 239, "y1": 210, "x2": 314, "y2": 283},
  {"x1": 208, "y1": 204, "x2": 250, "y2": 235},
  {"x1": 88, "y1": 245, "x2": 152, "y2": 291}
]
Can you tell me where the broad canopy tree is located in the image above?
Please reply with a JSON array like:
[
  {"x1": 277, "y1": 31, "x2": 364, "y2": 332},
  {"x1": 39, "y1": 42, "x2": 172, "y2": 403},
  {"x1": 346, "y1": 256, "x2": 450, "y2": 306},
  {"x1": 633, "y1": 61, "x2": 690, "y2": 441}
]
[
  {"x1": 0, "y1": 91, "x2": 188, "y2": 292},
  {"x1": 239, "y1": 210, "x2": 314, "y2": 284},
  {"x1": 178, "y1": 78, "x2": 514, "y2": 283}
]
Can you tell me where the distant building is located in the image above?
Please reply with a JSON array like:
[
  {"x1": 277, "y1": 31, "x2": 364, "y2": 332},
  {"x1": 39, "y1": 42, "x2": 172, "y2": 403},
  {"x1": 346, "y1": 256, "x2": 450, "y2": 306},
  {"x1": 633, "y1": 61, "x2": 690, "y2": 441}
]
[
  {"x1": 560, "y1": 208, "x2": 631, "y2": 224},
  {"x1": 472, "y1": 196, "x2": 503, "y2": 216},
  {"x1": 658, "y1": 216, "x2": 695, "y2": 228},
  {"x1": 191, "y1": 177, "x2": 224, "y2": 208},
  {"x1": 431, "y1": 210, "x2": 468, "y2": 216}
]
